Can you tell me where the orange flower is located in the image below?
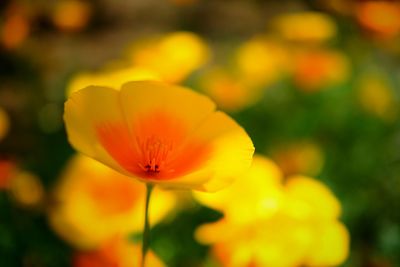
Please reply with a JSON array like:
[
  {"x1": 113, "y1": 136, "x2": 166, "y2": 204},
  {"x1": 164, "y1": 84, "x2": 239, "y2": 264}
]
[
  {"x1": 356, "y1": 1, "x2": 400, "y2": 38},
  {"x1": 74, "y1": 237, "x2": 165, "y2": 267},
  {"x1": 64, "y1": 80, "x2": 254, "y2": 192},
  {"x1": 292, "y1": 49, "x2": 349, "y2": 91}
]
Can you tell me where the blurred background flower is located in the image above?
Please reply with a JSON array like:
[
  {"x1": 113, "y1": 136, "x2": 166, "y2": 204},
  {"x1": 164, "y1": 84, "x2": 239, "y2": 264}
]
[
  {"x1": 48, "y1": 154, "x2": 176, "y2": 249},
  {"x1": 195, "y1": 155, "x2": 349, "y2": 267},
  {"x1": 0, "y1": 0, "x2": 399, "y2": 266}
]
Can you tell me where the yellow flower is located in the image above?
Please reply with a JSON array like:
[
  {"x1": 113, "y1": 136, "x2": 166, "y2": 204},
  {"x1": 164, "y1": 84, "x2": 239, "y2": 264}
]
[
  {"x1": 73, "y1": 237, "x2": 165, "y2": 267},
  {"x1": 357, "y1": 73, "x2": 398, "y2": 121},
  {"x1": 195, "y1": 155, "x2": 349, "y2": 267},
  {"x1": 9, "y1": 171, "x2": 44, "y2": 207},
  {"x1": 273, "y1": 11, "x2": 337, "y2": 43},
  {"x1": 194, "y1": 156, "x2": 284, "y2": 224},
  {"x1": 130, "y1": 32, "x2": 210, "y2": 83},
  {"x1": 235, "y1": 36, "x2": 289, "y2": 88},
  {"x1": 66, "y1": 66, "x2": 160, "y2": 97},
  {"x1": 48, "y1": 154, "x2": 176, "y2": 248},
  {"x1": 64, "y1": 80, "x2": 254, "y2": 192}
]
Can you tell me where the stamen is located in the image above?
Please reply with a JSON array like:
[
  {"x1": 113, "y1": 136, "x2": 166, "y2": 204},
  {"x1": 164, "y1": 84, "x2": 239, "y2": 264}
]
[{"x1": 137, "y1": 135, "x2": 173, "y2": 174}]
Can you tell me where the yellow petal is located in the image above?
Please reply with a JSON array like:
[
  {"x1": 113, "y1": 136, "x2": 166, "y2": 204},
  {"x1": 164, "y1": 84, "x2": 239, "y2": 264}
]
[
  {"x1": 194, "y1": 155, "x2": 282, "y2": 222},
  {"x1": 64, "y1": 86, "x2": 134, "y2": 176},
  {"x1": 66, "y1": 66, "x2": 160, "y2": 97},
  {"x1": 284, "y1": 175, "x2": 341, "y2": 220},
  {"x1": 305, "y1": 221, "x2": 350, "y2": 266},
  {"x1": 119, "y1": 80, "x2": 216, "y2": 132}
]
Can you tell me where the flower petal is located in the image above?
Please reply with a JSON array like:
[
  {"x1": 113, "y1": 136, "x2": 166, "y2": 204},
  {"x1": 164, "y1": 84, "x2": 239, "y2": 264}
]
[
  {"x1": 64, "y1": 86, "x2": 132, "y2": 176},
  {"x1": 119, "y1": 80, "x2": 216, "y2": 132},
  {"x1": 152, "y1": 111, "x2": 254, "y2": 192}
]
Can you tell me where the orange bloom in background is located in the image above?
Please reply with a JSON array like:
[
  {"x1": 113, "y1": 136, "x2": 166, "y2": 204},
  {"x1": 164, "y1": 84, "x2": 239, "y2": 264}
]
[
  {"x1": 0, "y1": 160, "x2": 16, "y2": 189},
  {"x1": 1, "y1": 3, "x2": 30, "y2": 49},
  {"x1": 272, "y1": 11, "x2": 337, "y2": 44},
  {"x1": 195, "y1": 155, "x2": 349, "y2": 267},
  {"x1": 200, "y1": 68, "x2": 258, "y2": 112},
  {"x1": 64, "y1": 80, "x2": 254, "y2": 192},
  {"x1": 74, "y1": 237, "x2": 165, "y2": 267},
  {"x1": 129, "y1": 32, "x2": 210, "y2": 83},
  {"x1": 51, "y1": 0, "x2": 92, "y2": 32},
  {"x1": 356, "y1": 1, "x2": 400, "y2": 38},
  {"x1": 66, "y1": 66, "x2": 160, "y2": 97},
  {"x1": 271, "y1": 141, "x2": 325, "y2": 177},
  {"x1": 292, "y1": 48, "x2": 350, "y2": 92},
  {"x1": 48, "y1": 154, "x2": 176, "y2": 249}
]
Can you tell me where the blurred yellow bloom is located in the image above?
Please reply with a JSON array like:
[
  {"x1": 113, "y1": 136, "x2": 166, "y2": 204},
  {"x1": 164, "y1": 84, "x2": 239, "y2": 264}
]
[
  {"x1": 292, "y1": 49, "x2": 350, "y2": 91},
  {"x1": 0, "y1": 107, "x2": 10, "y2": 141},
  {"x1": 48, "y1": 154, "x2": 176, "y2": 248},
  {"x1": 52, "y1": 0, "x2": 91, "y2": 32},
  {"x1": 130, "y1": 32, "x2": 210, "y2": 83},
  {"x1": 356, "y1": 1, "x2": 400, "y2": 38},
  {"x1": 73, "y1": 237, "x2": 165, "y2": 267},
  {"x1": 200, "y1": 68, "x2": 258, "y2": 112},
  {"x1": 195, "y1": 155, "x2": 349, "y2": 267},
  {"x1": 235, "y1": 37, "x2": 289, "y2": 88},
  {"x1": 194, "y1": 156, "x2": 284, "y2": 224},
  {"x1": 273, "y1": 12, "x2": 337, "y2": 43},
  {"x1": 9, "y1": 171, "x2": 44, "y2": 207},
  {"x1": 64, "y1": 80, "x2": 254, "y2": 192},
  {"x1": 271, "y1": 141, "x2": 325, "y2": 177},
  {"x1": 66, "y1": 66, "x2": 160, "y2": 97},
  {"x1": 357, "y1": 73, "x2": 398, "y2": 121}
]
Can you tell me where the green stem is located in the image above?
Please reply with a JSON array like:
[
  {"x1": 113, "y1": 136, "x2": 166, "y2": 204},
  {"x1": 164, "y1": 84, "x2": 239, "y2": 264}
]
[{"x1": 141, "y1": 183, "x2": 153, "y2": 267}]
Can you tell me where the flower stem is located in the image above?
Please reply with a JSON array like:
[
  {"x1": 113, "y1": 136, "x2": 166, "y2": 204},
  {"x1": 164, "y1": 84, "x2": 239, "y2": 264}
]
[{"x1": 141, "y1": 183, "x2": 153, "y2": 267}]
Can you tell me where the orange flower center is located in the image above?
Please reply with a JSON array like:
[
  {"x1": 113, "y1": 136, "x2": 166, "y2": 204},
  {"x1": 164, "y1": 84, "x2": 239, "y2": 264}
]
[
  {"x1": 96, "y1": 111, "x2": 211, "y2": 180},
  {"x1": 136, "y1": 135, "x2": 172, "y2": 173}
]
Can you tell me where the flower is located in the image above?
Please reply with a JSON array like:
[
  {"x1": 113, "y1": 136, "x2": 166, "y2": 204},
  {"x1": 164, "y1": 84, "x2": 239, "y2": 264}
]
[
  {"x1": 356, "y1": 1, "x2": 400, "y2": 39},
  {"x1": 272, "y1": 11, "x2": 337, "y2": 43},
  {"x1": 292, "y1": 48, "x2": 350, "y2": 91},
  {"x1": 357, "y1": 72, "x2": 398, "y2": 121},
  {"x1": 73, "y1": 237, "x2": 165, "y2": 267},
  {"x1": 9, "y1": 171, "x2": 44, "y2": 207},
  {"x1": 64, "y1": 80, "x2": 254, "y2": 192},
  {"x1": 129, "y1": 32, "x2": 210, "y2": 83},
  {"x1": 195, "y1": 155, "x2": 349, "y2": 267},
  {"x1": 271, "y1": 141, "x2": 325, "y2": 177},
  {"x1": 200, "y1": 67, "x2": 256, "y2": 112},
  {"x1": 48, "y1": 154, "x2": 176, "y2": 249},
  {"x1": 66, "y1": 66, "x2": 160, "y2": 96},
  {"x1": 0, "y1": 107, "x2": 10, "y2": 141},
  {"x1": 235, "y1": 36, "x2": 289, "y2": 88},
  {"x1": 0, "y1": 160, "x2": 16, "y2": 189},
  {"x1": 51, "y1": 0, "x2": 92, "y2": 32}
]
